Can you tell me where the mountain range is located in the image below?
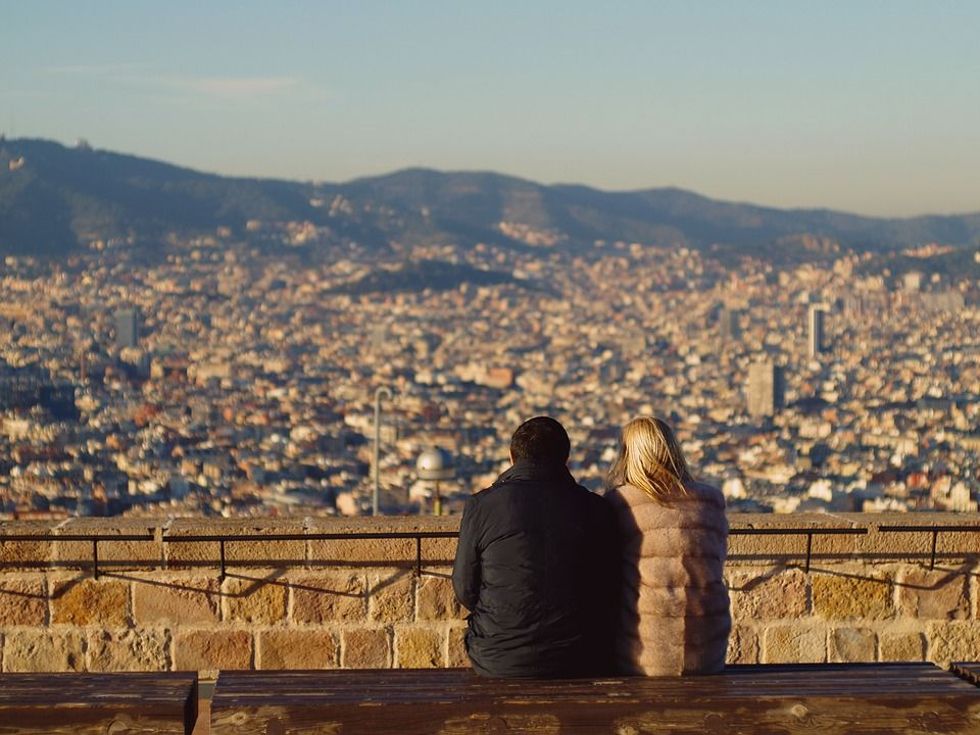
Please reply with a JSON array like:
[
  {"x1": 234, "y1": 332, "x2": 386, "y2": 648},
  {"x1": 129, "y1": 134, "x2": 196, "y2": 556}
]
[{"x1": 2, "y1": 137, "x2": 979, "y2": 258}]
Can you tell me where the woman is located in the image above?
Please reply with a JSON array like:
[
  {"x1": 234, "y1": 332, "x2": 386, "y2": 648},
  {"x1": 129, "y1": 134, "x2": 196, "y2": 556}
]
[{"x1": 604, "y1": 416, "x2": 730, "y2": 675}]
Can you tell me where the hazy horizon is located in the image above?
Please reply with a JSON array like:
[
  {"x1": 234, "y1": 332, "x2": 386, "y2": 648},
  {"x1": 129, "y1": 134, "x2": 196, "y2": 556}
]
[{"x1": 3, "y1": 2, "x2": 980, "y2": 217}]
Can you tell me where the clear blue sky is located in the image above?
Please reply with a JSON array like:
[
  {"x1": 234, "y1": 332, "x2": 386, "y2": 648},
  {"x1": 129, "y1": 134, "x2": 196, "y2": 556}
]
[{"x1": 3, "y1": 1, "x2": 979, "y2": 216}]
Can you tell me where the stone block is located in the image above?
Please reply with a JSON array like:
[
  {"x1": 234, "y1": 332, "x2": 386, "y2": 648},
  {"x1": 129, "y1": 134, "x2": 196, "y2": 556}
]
[
  {"x1": 54, "y1": 519, "x2": 161, "y2": 571},
  {"x1": 422, "y1": 537, "x2": 458, "y2": 565},
  {"x1": 369, "y1": 571, "x2": 415, "y2": 623},
  {"x1": 762, "y1": 626, "x2": 826, "y2": 664},
  {"x1": 812, "y1": 572, "x2": 893, "y2": 620},
  {"x1": 87, "y1": 629, "x2": 169, "y2": 672},
  {"x1": 880, "y1": 631, "x2": 926, "y2": 661},
  {"x1": 395, "y1": 627, "x2": 442, "y2": 669},
  {"x1": 174, "y1": 629, "x2": 252, "y2": 671},
  {"x1": 727, "y1": 568, "x2": 808, "y2": 620},
  {"x1": 828, "y1": 627, "x2": 875, "y2": 662},
  {"x1": 133, "y1": 574, "x2": 220, "y2": 625},
  {"x1": 342, "y1": 628, "x2": 390, "y2": 668},
  {"x1": 417, "y1": 575, "x2": 462, "y2": 621},
  {"x1": 897, "y1": 567, "x2": 969, "y2": 620},
  {"x1": 165, "y1": 518, "x2": 306, "y2": 568},
  {"x1": 3, "y1": 631, "x2": 85, "y2": 672},
  {"x1": 0, "y1": 521, "x2": 55, "y2": 570},
  {"x1": 810, "y1": 530, "x2": 863, "y2": 560},
  {"x1": 258, "y1": 630, "x2": 339, "y2": 669},
  {"x1": 291, "y1": 572, "x2": 367, "y2": 624},
  {"x1": 936, "y1": 530, "x2": 980, "y2": 564},
  {"x1": 928, "y1": 621, "x2": 980, "y2": 666},
  {"x1": 447, "y1": 625, "x2": 470, "y2": 668},
  {"x1": 725, "y1": 625, "x2": 759, "y2": 665},
  {"x1": 223, "y1": 574, "x2": 287, "y2": 624},
  {"x1": 727, "y1": 533, "x2": 806, "y2": 564},
  {"x1": 860, "y1": 527, "x2": 932, "y2": 563},
  {"x1": 310, "y1": 537, "x2": 416, "y2": 566},
  {"x1": 51, "y1": 578, "x2": 129, "y2": 626},
  {"x1": 307, "y1": 516, "x2": 458, "y2": 567},
  {"x1": 0, "y1": 577, "x2": 47, "y2": 626}
]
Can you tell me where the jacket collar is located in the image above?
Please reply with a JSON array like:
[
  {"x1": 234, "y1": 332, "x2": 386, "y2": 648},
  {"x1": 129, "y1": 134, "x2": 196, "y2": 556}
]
[{"x1": 494, "y1": 459, "x2": 576, "y2": 486}]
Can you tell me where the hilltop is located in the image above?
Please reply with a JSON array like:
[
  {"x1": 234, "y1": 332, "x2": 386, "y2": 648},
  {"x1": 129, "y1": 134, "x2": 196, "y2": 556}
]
[{"x1": 1, "y1": 137, "x2": 979, "y2": 257}]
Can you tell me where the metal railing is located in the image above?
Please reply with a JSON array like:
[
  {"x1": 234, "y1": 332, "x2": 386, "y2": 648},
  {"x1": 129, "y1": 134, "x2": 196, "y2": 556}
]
[
  {"x1": 876, "y1": 524, "x2": 980, "y2": 570},
  {"x1": 728, "y1": 527, "x2": 868, "y2": 573},
  {"x1": 0, "y1": 525, "x2": 978, "y2": 579}
]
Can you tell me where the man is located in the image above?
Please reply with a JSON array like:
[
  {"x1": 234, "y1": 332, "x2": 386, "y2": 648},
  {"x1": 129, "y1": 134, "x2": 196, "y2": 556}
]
[{"x1": 452, "y1": 416, "x2": 618, "y2": 678}]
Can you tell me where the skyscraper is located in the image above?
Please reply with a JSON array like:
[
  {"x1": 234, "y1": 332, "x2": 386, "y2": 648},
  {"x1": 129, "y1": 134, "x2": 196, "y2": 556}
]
[
  {"x1": 747, "y1": 360, "x2": 785, "y2": 419},
  {"x1": 719, "y1": 307, "x2": 741, "y2": 342},
  {"x1": 808, "y1": 305, "x2": 827, "y2": 358},
  {"x1": 114, "y1": 307, "x2": 141, "y2": 350}
]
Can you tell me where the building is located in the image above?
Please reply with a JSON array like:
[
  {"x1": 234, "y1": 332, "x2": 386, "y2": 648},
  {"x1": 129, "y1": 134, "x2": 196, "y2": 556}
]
[
  {"x1": 807, "y1": 305, "x2": 827, "y2": 358},
  {"x1": 114, "y1": 308, "x2": 141, "y2": 350},
  {"x1": 747, "y1": 360, "x2": 785, "y2": 419},
  {"x1": 903, "y1": 271, "x2": 924, "y2": 292},
  {"x1": 719, "y1": 307, "x2": 741, "y2": 342}
]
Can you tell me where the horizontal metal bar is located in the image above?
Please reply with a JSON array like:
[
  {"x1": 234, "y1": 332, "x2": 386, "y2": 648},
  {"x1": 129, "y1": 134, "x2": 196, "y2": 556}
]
[
  {"x1": 164, "y1": 532, "x2": 460, "y2": 543},
  {"x1": 728, "y1": 528, "x2": 867, "y2": 536},
  {"x1": 0, "y1": 531, "x2": 458, "y2": 543},
  {"x1": 0, "y1": 534, "x2": 155, "y2": 542},
  {"x1": 877, "y1": 526, "x2": 980, "y2": 533}
]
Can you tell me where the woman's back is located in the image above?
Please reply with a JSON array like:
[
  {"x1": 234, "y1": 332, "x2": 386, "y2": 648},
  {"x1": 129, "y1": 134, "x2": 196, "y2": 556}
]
[{"x1": 604, "y1": 479, "x2": 730, "y2": 676}]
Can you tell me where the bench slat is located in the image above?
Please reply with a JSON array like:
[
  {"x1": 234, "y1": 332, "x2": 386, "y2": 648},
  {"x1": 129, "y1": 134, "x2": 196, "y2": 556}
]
[
  {"x1": 211, "y1": 665, "x2": 980, "y2": 735},
  {"x1": 0, "y1": 672, "x2": 198, "y2": 735}
]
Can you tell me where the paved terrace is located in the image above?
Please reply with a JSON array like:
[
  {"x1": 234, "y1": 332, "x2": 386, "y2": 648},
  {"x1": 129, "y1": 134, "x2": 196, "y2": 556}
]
[{"x1": 0, "y1": 513, "x2": 978, "y2": 673}]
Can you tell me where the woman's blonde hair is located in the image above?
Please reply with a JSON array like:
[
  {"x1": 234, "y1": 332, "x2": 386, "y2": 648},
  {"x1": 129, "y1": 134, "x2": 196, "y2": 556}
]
[{"x1": 607, "y1": 416, "x2": 692, "y2": 502}]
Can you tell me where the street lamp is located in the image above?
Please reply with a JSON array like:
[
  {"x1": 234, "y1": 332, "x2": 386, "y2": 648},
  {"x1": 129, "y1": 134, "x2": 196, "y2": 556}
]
[{"x1": 372, "y1": 386, "x2": 392, "y2": 516}]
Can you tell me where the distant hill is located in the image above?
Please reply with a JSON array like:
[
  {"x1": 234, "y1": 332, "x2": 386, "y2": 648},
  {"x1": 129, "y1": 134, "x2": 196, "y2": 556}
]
[{"x1": 2, "y1": 137, "x2": 979, "y2": 258}]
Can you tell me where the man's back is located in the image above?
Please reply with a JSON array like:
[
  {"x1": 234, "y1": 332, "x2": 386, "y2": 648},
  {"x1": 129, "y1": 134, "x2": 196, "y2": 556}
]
[{"x1": 452, "y1": 460, "x2": 617, "y2": 678}]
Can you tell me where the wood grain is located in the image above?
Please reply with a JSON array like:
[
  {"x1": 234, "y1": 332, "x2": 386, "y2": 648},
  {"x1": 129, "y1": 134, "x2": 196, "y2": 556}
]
[
  {"x1": 210, "y1": 664, "x2": 980, "y2": 734},
  {"x1": 0, "y1": 672, "x2": 198, "y2": 735}
]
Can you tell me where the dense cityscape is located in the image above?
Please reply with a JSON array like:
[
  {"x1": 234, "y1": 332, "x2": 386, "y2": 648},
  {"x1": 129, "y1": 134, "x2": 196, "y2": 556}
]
[{"x1": 1, "y1": 221, "x2": 977, "y2": 520}]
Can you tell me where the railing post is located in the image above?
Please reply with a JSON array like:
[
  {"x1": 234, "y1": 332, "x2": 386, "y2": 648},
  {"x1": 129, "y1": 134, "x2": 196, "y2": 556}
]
[
  {"x1": 92, "y1": 538, "x2": 99, "y2": 580},
  {"x1": 219, "y1": 539, "x2": 226, "y2": 582}
]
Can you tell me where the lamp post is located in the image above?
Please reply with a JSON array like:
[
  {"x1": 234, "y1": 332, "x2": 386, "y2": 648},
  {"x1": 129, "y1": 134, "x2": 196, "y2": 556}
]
[{"x1": 372, "y1": 386, "x2": 392, "y2": 516}]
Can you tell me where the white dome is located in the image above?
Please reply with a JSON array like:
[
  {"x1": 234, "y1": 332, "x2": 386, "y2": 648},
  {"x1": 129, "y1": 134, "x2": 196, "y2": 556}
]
[{"x1": 416, "y1": 447, "x2": 455, "y2": 480}]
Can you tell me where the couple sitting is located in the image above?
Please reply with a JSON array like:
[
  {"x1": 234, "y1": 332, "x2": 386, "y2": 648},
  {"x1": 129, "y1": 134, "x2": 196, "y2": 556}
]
[{"x1": 452, "y1": 416, "x2": 730, "y2": 678}]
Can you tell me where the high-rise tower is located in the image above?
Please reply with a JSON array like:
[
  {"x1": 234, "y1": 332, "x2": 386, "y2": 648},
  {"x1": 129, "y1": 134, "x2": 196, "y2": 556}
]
[
  {"x1": 719, "y1": 307, "x2": 741, "y2": 342},
  {"x1": 114, "y1": 307, "x2": 141, "y2": 350},
  {"x1": 747, "y1": 360, "x2": 785, "y2": 419},
  {"x1": 808, "y1": 305, "x2": 827, "y2": 358}
]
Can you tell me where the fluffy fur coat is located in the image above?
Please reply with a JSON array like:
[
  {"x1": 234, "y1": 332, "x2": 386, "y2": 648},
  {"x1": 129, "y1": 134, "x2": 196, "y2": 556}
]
[{"x1": 603, "y1": 481, "x2": 731, "y2": 676}]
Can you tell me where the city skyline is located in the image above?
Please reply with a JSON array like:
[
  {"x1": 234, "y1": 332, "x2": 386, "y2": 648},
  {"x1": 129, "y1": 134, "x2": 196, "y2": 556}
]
[{"x1": 3, "y1": 2, "x2": 980, "y2": 216}]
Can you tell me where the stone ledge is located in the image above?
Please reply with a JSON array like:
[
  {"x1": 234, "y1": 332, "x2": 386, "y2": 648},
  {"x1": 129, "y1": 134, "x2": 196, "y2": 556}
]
[{"x1": 0, "y1": 513, "x2": 977, "y2": 569}]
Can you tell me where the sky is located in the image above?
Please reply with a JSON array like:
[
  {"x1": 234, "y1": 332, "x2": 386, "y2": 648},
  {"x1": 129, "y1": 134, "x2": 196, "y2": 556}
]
[{"x1": 2, "y1": 1, "x2": 979, "y2": 217}]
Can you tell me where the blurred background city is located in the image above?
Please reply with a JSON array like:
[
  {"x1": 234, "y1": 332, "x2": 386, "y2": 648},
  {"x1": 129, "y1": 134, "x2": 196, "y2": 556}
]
[{"x1": 1, "y1": 3, "x2": 978, "y2": 519}]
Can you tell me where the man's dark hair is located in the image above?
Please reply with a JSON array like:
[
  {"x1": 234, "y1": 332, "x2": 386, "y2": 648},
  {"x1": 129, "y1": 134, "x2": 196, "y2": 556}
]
[{"x1": 510, "y1": 416, "x2": 570, "y2": 465}]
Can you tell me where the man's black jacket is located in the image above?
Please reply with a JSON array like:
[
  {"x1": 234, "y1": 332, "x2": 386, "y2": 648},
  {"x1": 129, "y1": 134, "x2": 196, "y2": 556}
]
[{"x1": 452, "y1": 460, "x2": 618, "y2": 678}]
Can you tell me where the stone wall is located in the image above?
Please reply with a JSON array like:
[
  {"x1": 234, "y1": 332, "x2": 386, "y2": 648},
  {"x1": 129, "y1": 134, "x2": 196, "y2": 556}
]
[{"x1": 0, "y1": 513, "x2": 977, "y2": 673}]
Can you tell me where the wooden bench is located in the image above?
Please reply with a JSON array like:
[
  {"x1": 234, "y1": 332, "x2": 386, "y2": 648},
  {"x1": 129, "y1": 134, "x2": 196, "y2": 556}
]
[
  {"x1": 0, "y1": 672, "x2": 198, "y2": 735},
  {"x1": 210, "y1": 663, "x2": 980, "y2": 734},
  {"x1": 953, "y1": 661, "x2": 980, "y2": 687}
]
